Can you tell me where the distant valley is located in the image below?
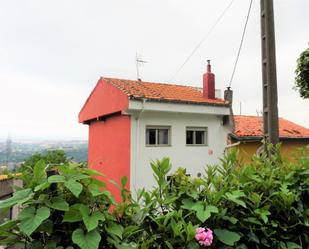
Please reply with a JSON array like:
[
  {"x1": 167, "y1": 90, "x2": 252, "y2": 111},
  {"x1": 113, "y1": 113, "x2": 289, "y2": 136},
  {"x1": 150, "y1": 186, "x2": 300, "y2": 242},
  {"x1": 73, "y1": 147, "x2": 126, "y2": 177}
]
[{"x1": 0, "y1": 139, "x2": 88, "y2": 165}]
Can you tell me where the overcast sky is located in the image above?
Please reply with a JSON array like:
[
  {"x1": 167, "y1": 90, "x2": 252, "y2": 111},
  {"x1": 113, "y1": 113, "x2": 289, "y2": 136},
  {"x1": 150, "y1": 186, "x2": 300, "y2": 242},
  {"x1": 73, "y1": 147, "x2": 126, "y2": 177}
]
[{"x1": 0, "y1": 0, "x2": 308, "y2": 141}]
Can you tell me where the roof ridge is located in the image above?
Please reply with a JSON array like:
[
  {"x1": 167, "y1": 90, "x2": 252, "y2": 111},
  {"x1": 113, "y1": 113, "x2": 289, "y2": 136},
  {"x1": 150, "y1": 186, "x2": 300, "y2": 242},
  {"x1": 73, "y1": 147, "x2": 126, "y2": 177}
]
[{"x1": 102, "y1": 76, "x2": 198, "y2": 89}]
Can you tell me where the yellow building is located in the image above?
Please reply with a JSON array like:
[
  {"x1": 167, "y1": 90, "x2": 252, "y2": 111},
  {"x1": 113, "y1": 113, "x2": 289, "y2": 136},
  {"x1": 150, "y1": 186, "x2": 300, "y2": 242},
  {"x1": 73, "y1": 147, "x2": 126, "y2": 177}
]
[{"x1": 229, "y1": 115, "x2": 309, "y2": 162}]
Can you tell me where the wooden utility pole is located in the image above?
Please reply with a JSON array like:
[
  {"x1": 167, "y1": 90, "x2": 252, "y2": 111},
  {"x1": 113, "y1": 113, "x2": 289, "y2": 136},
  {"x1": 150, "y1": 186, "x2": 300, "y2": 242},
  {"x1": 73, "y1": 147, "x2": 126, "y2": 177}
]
[{"x1": 260, "y1": 0, "x2": 279, "y2": 145}]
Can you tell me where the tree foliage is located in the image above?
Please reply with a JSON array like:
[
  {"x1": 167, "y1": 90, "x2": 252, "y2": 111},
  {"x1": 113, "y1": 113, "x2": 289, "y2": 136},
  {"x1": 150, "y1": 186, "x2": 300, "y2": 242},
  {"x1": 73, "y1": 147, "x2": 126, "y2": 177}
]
[
  {"x1": 295, "y1": 44, "x2": 309, "y2": 98},
  {"x1": 23, "y1": 150, "x2": 67, "y2": 167}
]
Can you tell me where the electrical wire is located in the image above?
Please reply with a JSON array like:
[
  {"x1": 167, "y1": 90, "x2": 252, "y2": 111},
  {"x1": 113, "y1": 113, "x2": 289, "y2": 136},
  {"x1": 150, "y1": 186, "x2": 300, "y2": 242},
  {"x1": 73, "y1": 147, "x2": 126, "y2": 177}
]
[
  {"x1": 168, "y1": 0, "x2": 235, "y2": 82},
  {"x1": 228, "y1": 0, "x2": 253, "y2": 88}
]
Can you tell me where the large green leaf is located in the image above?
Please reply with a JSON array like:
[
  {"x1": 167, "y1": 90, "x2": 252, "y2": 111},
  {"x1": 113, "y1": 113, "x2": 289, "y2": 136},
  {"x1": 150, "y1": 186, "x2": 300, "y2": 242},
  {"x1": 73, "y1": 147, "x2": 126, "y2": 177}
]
[
  {"x1": 0, "y1": 220, "x2": 18, "y2": 230},
  {"x1": 18, "y1": 207, "x2": 50, "y2": 236},
  {"x1": 254, "y1": 208, "x2": 271, "y2": 224},
  {"x1": 69, "y1": 174, "x2": 90, "y2": 181},
  {"x1": 225, "y1": 190, "x2": 246, "y2": 208},
  {"x1": 63, "y1": 204, "x2": 82, "y2": 222},
  {"x1": 286, "y1": 242, "x2": 302, "y2": 249},
  {"x1": 46, "y1": 197, "x2": 69, "y2": 211},
  {"x1": 196, "y1": 205, "x2": 218, "y2": 223},
  {"x1": 64, "y1": 179, "x2": 83, "y2": 198},
  {"x1": 88, "y1": 184, "x2": 103, "y2": 197},
  {"x1": 36, "y1": 219, "x2": 53, "y2": 234},
  {"x1": 214, "y1": 229, "x2": 241, "y2": 246},
  {"x1": 48, "y1": 175, "x2": 66, "y2": 183},
  {"x1": 106, "y1": 222, "x2": 124, "y2": 239},
  {"x1": 72, "y1": 228, "x2": 101, "y2": 249},
  {"x1": 0, "y1": 220, "x2": 19, "y2": 236},
  {"x1": 181, "y1": 199, "x2": 196, "y2": 210},
  {"x1": 34, "y1": 181, "x2": 51, "y2": 192},
  {"x1": 0, "y1": 236, "x2": 20, "y2": 246},
  {"x1": 181, "y1": 200, "x2": 218, "y2": 222},
  {"x1": 79, "y1": 205, "x2": 105, "y2": 232},
  {"x1": 0, "y1": 188, "x2": 33, "y2": 209}
]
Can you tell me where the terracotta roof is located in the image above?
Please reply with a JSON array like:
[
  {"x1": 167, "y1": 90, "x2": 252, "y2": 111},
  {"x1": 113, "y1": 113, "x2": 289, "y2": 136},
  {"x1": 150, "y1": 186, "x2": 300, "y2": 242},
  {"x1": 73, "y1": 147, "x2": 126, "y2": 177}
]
[
  {"x1": 103, "y1": 77, "x2": 228, "y2": 106},
  {"x1": 233, "y1": 115, "x2": 309, "y2": 138},
  {"x1": 0, "y1": 173, "x2": 21, "y2": 181}
]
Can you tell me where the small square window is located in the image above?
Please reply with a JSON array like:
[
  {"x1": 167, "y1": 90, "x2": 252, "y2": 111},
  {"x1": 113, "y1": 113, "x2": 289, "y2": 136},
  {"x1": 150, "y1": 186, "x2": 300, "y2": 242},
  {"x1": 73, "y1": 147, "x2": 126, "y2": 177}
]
[
  {"x1": 186, "y1": 127, "x2": 207, "y2": 146},
  {"x1": 146, "y1": 126, "x2": 170, "y2": 146}
]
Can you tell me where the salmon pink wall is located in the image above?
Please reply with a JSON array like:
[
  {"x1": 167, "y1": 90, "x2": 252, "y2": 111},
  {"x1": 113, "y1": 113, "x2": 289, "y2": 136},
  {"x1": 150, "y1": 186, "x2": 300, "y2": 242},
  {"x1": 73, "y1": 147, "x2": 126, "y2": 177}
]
[
  {"x1": 88, "y1": 115, "x2": 131, "y2": 203},
  {"x1": 79, "y1": 78, "x2": 129, "y2": 123}
]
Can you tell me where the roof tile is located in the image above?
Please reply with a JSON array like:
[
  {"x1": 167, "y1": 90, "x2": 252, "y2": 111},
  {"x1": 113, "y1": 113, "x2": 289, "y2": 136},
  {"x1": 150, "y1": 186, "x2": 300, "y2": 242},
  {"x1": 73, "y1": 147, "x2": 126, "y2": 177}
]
[
  {"x1": 103, "y1": 77, "x2": 227, "y2": 105},
  {"x1": 234, "y1": 115, "x2": 309, "y2": 138}
]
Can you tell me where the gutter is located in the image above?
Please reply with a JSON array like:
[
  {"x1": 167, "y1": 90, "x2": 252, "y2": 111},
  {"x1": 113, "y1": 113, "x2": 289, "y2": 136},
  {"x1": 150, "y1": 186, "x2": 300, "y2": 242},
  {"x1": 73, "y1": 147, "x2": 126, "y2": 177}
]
[
  {"x1": 229, "y1": 133, "x2": 309, "y2": 142},
  {"x1": 129, "y1": 96, "x2": 230, "y2": 107}
]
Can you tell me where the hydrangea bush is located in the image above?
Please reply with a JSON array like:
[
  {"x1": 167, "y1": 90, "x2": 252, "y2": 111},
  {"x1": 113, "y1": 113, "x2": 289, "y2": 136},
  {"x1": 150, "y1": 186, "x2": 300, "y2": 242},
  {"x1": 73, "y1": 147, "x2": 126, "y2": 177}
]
[{"x1": 0, "y1": 145, "x2": 308, "y2": 249}]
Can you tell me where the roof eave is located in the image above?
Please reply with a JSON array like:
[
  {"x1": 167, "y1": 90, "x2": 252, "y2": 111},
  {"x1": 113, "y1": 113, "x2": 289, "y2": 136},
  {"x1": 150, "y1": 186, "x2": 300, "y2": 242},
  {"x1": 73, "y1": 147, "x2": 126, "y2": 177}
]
[
  {"x1": 229, "y1": 133, "x2": 309, "y2": 141},
  {"x1": 129, "y1": 96, "x2": 230, "y2": 107}
]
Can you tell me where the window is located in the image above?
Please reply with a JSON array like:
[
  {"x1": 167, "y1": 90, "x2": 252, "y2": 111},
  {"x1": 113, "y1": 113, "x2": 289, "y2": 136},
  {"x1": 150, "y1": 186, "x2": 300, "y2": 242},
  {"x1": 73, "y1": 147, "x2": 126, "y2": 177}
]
[
  {"x1": 146, "y1": 126, "x2": 170, "y2": 146},
  {"x1": 186, "y1": 127, "x2": 208, "y2": 145}
]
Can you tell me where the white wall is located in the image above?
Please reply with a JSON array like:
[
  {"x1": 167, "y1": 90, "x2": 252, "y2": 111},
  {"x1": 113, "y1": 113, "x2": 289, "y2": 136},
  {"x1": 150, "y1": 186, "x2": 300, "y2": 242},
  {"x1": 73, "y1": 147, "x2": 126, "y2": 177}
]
[{"x1": 130, "y1": 110, "x2": 231, "y2": 192}]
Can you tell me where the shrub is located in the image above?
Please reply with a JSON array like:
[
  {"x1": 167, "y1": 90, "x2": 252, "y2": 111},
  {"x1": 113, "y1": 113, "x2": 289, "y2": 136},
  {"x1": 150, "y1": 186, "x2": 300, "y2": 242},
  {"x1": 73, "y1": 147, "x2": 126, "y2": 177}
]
[
  {"x1": 116, "y1": 146, "x2": 309, "y2": 248},
  {"x1": 0, "y1": 161, "x2": 129, "y2": 249},
  {"x1": 0, "y1": 146, "x2": 308, "y2": 248}
]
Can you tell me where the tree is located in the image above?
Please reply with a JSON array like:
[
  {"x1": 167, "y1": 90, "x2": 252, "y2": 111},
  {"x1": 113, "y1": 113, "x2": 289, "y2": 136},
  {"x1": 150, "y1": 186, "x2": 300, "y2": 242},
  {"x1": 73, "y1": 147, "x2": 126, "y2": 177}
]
[
  {"x1": 23, "y1": 150, "x2": 67, "y2": 168},
  {"x1": 295, "y1": 44, "x2": 309, "y2": 99}
]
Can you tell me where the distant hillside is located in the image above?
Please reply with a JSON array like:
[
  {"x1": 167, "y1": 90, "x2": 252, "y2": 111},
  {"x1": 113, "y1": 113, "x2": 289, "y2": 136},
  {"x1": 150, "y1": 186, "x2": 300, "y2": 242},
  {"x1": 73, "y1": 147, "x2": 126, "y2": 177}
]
[{"x1": 0, "y1": 140, "x2": 88, "y2": 164}]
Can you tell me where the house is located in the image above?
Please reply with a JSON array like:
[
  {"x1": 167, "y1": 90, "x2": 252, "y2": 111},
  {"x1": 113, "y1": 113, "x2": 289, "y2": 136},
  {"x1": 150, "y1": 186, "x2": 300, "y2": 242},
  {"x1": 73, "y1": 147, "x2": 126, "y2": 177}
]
[
  {"x1": 79, "y1": 62, "x2": 232, "y2": 201},
  {"x1": 229, "y1": 115, "x2": 309, "y2": 162}
]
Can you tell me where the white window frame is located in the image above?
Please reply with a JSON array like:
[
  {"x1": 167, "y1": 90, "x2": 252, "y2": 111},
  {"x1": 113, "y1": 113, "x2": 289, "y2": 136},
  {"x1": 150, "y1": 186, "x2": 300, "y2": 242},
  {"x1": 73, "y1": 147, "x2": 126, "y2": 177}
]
[
  {"x1": 146, "y1": 126, "x2": 171, "y2": 147},
  {"x1": 186, "y1": 127, "x2": 208, "y2": 146}
]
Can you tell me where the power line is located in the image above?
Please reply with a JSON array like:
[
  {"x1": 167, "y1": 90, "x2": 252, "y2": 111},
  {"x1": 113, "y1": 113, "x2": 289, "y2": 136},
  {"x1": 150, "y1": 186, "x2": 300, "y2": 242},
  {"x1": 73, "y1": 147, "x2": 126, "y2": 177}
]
[
  {"x1": 168, "y1": 0, "x2": 235, "y2": 82},
  {"x1": 228, "y1": 0, "x2": 253, "y2": 88}
]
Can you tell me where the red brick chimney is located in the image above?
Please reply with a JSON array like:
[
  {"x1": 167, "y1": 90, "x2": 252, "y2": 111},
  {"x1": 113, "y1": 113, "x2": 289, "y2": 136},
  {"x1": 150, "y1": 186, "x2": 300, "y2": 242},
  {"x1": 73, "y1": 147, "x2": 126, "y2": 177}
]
[{"x1": 203, "y1": 60, "x2": 215, "y2": 99}]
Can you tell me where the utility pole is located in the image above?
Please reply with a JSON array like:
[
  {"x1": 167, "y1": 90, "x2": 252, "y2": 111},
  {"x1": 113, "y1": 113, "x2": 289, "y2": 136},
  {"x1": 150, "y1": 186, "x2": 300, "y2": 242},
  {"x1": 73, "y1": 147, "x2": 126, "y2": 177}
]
[{"x1": 260, "y1": 0, "x2": 279, "y2": 145}]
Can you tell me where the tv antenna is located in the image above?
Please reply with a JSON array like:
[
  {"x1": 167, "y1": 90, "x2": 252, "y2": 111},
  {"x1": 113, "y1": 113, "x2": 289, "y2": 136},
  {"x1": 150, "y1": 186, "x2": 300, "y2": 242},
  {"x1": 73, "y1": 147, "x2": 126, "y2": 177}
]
[{"x1": 135, "y1": 52, "x2": 147, "y2": 81}]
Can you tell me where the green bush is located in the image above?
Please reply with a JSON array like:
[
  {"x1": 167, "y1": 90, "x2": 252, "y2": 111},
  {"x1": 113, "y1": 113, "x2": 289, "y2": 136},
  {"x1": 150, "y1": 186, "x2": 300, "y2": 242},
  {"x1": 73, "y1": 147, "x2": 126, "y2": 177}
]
[
  {"x1": 116, "y1": 145, "x2": 309, "y2": 248},
  {"x1": 0, "y1": 146, "x2": 308, "y2": 248},
  {"x1": 0, "y1": 161, "x2": 126, "y2": 249}
]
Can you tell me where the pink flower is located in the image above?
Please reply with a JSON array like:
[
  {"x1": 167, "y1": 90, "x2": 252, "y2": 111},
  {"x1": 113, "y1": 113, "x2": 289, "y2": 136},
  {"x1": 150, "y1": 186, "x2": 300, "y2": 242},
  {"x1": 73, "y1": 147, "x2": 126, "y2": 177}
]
[
  {"x1": 196, "y1": 227, "x2": 205, "y2": 234},
  {"x1": 195, "y1": 227, "x2": 213, "y2": 247}
]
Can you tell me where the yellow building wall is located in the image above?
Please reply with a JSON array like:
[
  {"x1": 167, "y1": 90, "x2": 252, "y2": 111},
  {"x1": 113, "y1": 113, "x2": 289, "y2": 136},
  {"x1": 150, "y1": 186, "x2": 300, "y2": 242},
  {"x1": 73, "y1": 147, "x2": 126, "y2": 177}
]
[{"x1": 234, "y1": 140, "x2": 309, "y2": 163}]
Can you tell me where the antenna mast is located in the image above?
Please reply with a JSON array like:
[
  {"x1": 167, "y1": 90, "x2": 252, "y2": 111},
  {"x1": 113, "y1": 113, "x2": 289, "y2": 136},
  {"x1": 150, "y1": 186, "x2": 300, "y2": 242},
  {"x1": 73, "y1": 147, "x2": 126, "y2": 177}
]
[{"x1": 135, "y1": 52, "x2": 147, "y2": 81}]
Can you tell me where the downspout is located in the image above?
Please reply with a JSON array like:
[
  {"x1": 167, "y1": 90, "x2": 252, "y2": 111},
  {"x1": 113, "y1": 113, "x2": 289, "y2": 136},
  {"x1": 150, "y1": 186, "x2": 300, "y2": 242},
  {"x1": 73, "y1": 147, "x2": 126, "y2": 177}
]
[
  {"x1": 134, "y1": 98, "x2": 146, "y2": 191},
  {"x1": 225, "y1": 141, "x2": 240, "y2": 150}
]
